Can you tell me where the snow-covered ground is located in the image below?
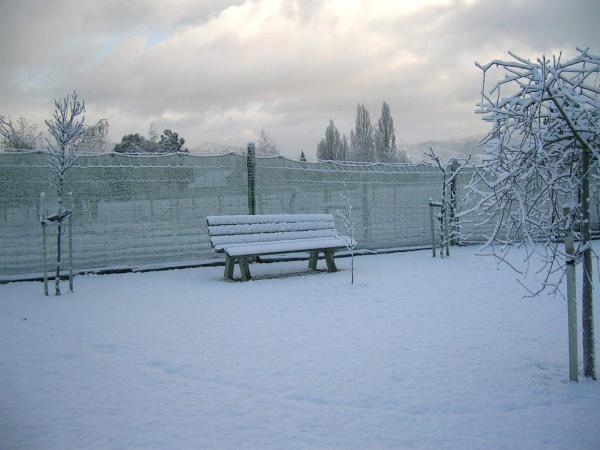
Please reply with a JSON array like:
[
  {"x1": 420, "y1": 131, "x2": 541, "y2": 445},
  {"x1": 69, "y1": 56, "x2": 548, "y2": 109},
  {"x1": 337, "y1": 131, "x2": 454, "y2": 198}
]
[{"x1": 1, "y1": 247, "x2": 599, "y2": 449}]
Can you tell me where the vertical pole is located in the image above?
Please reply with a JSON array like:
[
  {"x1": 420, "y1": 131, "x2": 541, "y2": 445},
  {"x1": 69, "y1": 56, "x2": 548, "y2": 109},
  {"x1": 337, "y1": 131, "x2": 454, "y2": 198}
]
[
  {"x1": 441, "y1": 167, "x2": 449, "y2": 257},
  {"x1": 247, "y1": 142, "x2": 256, "y2": 215},
  {"x1": 361, "y1": 176, "x2": 370, "y2": 247},
  {"x1": 449, "y1": 159, "x2": 459, "y2": 246},
  {"x1": 429, "y1": 199, "x2": 436, "y2": 258},
  {"x1": 581, "y1": 145, "x2": 596, "y2": 379},
  {"x1": 351, "y1": 251, "x2": 354, "y2": 285},
  {"x1": 563, "y1": 207, "x2": 578, "y2": 382},
  {"x1": 444, "y1": 201, "x2": 450, "y2": 257},
  {"x1": 41, "y1": 192, "x2": 48, "y2": 296},
  {"x1": 393, "y1": 185, "x2": 398, "y2": 239},
  {"x1": 68, "y1": 191, "x2": 74, "y2": 293},
  {"x1": 55, "y1": 195, "x2": 62, "y2": 296}
]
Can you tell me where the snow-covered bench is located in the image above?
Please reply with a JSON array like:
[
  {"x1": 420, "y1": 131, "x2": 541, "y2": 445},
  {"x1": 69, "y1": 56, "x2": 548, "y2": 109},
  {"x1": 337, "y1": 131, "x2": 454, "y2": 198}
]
[{"x1": 207, "y1": 214, "x2": 352, "y2": 281}]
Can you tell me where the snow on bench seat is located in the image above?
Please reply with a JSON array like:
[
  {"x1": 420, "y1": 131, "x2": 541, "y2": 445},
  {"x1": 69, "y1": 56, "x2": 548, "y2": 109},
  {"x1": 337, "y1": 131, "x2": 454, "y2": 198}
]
[{"x1": 206, "y1": 214, "x2": 351, "y2": 281}]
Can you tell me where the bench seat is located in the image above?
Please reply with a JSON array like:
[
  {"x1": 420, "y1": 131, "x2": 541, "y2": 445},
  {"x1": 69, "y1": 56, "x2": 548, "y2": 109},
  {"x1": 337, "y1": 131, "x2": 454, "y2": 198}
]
[{"x1": 207, "y1": 214, "x2": 352, "y2": 281}]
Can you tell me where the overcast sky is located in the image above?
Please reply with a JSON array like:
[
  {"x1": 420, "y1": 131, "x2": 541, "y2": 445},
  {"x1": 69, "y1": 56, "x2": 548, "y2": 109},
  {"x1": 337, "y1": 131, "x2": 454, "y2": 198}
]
[{"x1": 1, "y1": 0, "x2": 599, "y2": 157}]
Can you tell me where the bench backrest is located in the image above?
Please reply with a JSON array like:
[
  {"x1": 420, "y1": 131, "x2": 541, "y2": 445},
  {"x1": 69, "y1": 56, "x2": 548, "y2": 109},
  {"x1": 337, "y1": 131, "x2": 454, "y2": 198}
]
[{"x1": 207, "y1": 214, "x2": 339, "y2": 251}]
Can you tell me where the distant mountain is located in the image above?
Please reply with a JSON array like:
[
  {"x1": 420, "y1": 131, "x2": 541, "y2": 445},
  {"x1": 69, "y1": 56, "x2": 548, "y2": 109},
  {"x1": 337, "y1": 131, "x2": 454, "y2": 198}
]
[
  {"x1": 184, "y1": 137, "x2": 486, "y2": 162},
  {"x1": 406, "y1": 135, "x2": 485, "y2": 163}
]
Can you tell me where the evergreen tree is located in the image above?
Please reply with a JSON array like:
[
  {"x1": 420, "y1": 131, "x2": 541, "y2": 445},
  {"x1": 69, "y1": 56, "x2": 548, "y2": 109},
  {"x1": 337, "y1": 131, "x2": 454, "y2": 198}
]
[
  {"x1": 114, "y1": 129, "x2": 187, "y2": 153},
  {"x1": 114, "y1": 134, "x2": 149, "y2": 153},
  {"x1": 159, "y1": 129, "x2": 187, "y2": 153},
  {"x1": 299, "y1": 150, "x2": 306, "y2": 162}
]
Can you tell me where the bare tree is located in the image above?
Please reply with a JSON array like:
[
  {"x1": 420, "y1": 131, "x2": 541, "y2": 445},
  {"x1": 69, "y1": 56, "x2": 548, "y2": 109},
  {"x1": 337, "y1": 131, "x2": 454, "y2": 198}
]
[
  {"x1": 336, "y1": 184, "x2": 358, "y2": 284},
  {"x1": 0, "y1": 115, "x2": 42, "y2": 150},
  {"x1": 256, "y1": 129, "x2": 280, "y2": 157},
  {"x1": 426, "y1": 148, "x2": 471, "y2": 255},
  {"x1": 80, "y1": 119, "x2": 109, "y2": 152},
  {"x1": 471, "y1": 48, "x2": 599, "y2": 379},
  {"x1": 45, "y1": 92, "x2": 86, "y2": 295}
]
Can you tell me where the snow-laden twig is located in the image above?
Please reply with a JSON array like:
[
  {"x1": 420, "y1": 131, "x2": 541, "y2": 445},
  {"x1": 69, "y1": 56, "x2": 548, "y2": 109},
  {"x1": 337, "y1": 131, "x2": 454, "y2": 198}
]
[{"x1": 45, "y1": 92, "x2": 86, "y2": 199}]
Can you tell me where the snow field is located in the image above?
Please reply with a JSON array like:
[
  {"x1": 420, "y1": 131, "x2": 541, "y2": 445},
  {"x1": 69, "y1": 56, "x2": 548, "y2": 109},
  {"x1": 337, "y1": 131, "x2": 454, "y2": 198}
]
[{"x1": 1, "y1": 247, "x2": 599, "y2": 449}]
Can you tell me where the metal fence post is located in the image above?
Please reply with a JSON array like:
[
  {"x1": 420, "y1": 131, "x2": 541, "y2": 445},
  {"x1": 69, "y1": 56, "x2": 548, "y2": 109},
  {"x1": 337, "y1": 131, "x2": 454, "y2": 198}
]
[
  {"x1": 361, "y1": 174, "x2": 370, "y2": 247},
  {"x1": 247, "y1": 142, "x2": 256, "y2": 215}
]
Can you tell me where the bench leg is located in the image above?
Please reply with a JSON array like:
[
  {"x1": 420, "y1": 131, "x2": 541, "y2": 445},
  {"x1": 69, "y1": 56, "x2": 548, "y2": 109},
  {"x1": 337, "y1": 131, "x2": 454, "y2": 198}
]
[
  {"x1": 239, "y1": 256, "x2": 252, "y2": 281},
  {"x1": 324, "y1": 249, "x2": 337, "y2": 272},
  {"x1": 309, "y1": 250, "x2": 319, "y2": 271},
  {"x1": 224, "y1": 254, "x2": 235, "y2": 280}
]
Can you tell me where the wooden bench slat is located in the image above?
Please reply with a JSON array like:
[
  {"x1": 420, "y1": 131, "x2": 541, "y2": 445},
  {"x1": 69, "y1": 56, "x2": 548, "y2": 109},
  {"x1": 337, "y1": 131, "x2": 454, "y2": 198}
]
[
  {"x1": 207, "y1": 214, "x2": 333, "y2": 226},
  {"x1": 218, "y1": 235, "x2": 351, "y2": 253},
  {"x1": 208, "y1": 220, "x2": 335, "y2": 237},
  {"x1": 211, "y1": 229, "x2": 339, "y2": 249},
  {"x1": 225, "y1": 237, "x2": 352, "y2": 257}
]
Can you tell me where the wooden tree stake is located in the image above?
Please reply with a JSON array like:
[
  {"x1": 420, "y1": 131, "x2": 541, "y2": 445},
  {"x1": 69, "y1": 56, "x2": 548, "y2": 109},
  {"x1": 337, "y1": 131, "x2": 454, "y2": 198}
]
[
  {"x1": 68, "y1": 192, "x2": 74, "y2": 293},
  {"x1": 40, "y1": 192, "x2": 48, "y2": 296},
  {"x1": 429, "y1": 199, "x2": 436, "y2": 258}
]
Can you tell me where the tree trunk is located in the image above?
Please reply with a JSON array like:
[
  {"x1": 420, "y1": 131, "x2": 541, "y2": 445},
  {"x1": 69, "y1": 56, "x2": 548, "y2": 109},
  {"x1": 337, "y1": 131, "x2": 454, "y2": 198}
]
[
  {"x1": 550, "y1": 92, "x2": 596, "y2": 380},
  {"x1": 55, "y1": 201, "x2": 62, "y2": 296},
  {"x1": 581, "y1": 146, "x2": 596, "y2": 379},
  {"x1": 564, "y1": 207, "x2": 579, "y2": 382}
]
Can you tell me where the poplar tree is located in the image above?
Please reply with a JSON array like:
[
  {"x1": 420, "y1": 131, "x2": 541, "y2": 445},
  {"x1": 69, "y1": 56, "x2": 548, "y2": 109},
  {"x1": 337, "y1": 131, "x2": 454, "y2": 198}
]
[
  {"x1": 350, "y1": 104, "x2": 374, "y2": 162},
  {"x1": 375, "y1": 101, "x2": 397, "y2": 162}
]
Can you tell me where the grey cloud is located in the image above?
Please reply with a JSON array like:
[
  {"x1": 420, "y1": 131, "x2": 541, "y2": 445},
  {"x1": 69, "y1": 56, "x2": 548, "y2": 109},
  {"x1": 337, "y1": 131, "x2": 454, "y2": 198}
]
[
  {"x1": 445, "y1": 0, "x2": 600, "y2": 51},
  {"x1": 0, "y1": 0, "x2": 597, "y2": 157}
]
